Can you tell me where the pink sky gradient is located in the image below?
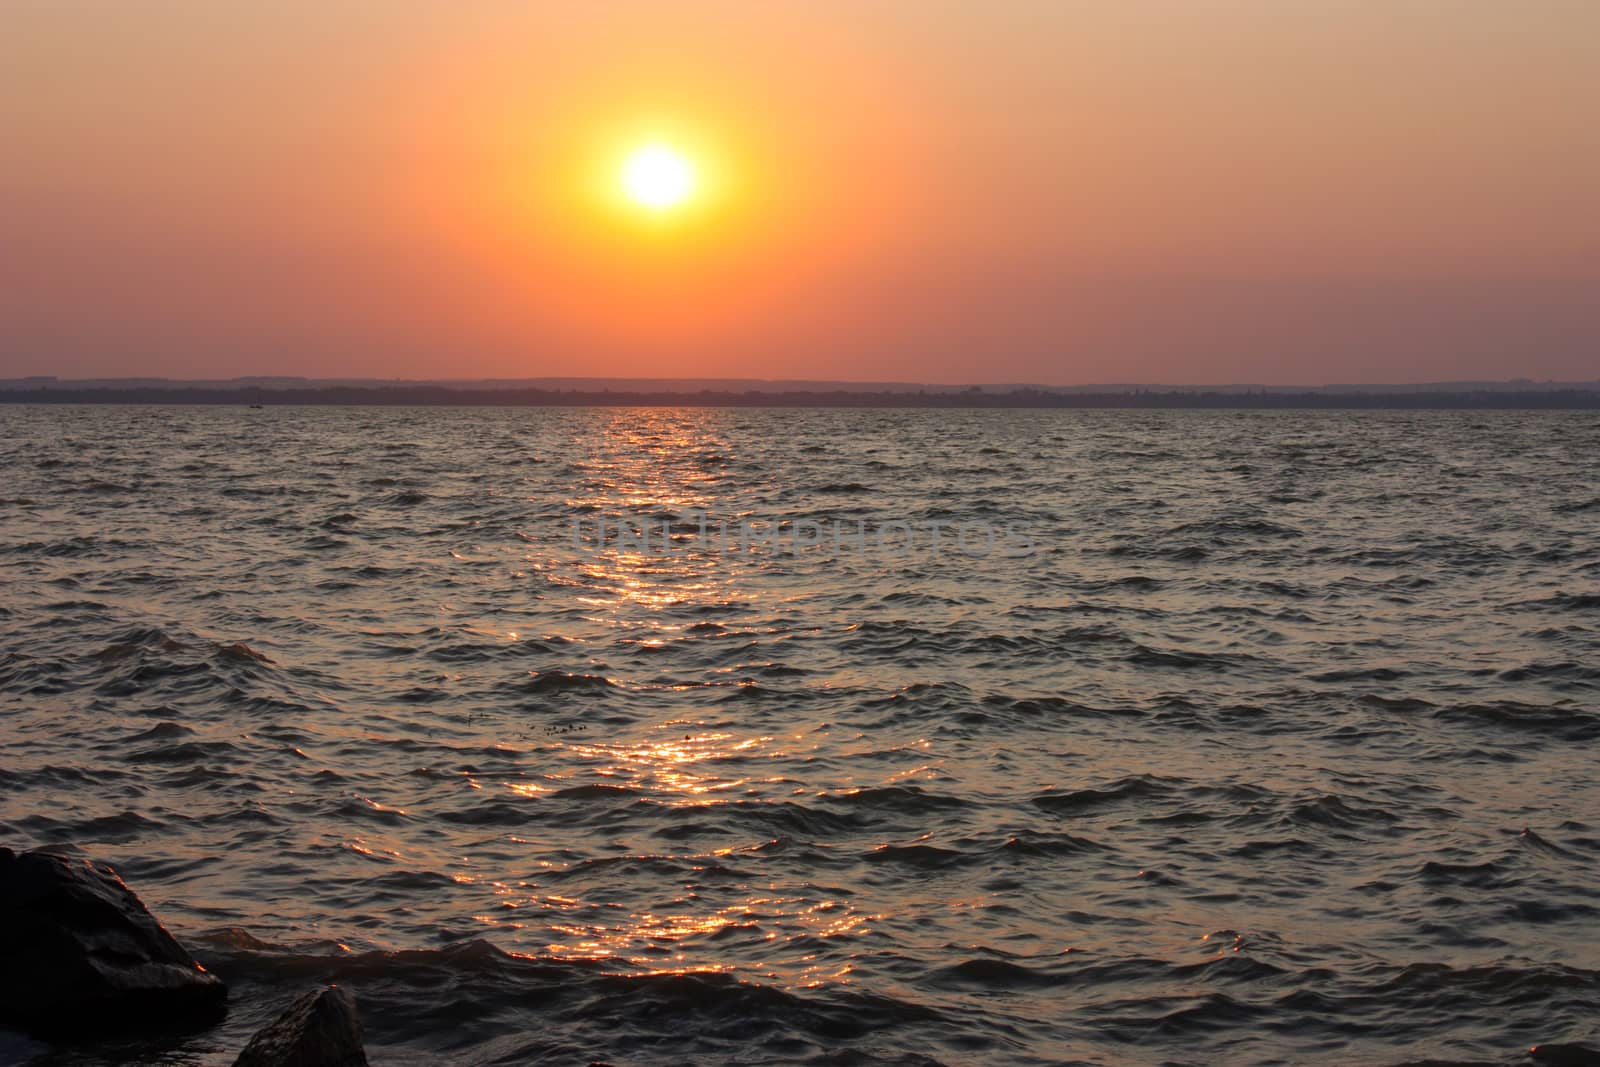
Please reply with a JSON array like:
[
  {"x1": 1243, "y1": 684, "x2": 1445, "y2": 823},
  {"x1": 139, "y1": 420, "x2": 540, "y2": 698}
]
[{"x1": 2, "y1": 1, "x2": 1597, "y2": 384}]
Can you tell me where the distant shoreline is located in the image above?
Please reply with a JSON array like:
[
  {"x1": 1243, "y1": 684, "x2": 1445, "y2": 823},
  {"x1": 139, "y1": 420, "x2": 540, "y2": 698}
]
[{"x1": 3, "y1": 385, "x2": 1600, "y2": 409}]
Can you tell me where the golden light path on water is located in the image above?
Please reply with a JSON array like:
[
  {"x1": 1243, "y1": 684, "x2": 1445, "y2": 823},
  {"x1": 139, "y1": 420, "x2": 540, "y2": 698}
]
[{"x1": 473, "y1": 410, "x2": 932, "y2": 984}]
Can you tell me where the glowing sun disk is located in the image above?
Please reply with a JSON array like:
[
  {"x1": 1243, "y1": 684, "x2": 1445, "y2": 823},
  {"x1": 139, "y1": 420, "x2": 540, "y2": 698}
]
[{"x1": 621, "y1": 143, "x2": 695, "y2": 210}]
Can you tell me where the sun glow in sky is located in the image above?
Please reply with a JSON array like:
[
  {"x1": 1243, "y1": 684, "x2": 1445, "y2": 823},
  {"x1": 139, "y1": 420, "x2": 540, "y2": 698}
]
[{"x1": 2, "y1": 2, "x2": 1598, "y2": 383}]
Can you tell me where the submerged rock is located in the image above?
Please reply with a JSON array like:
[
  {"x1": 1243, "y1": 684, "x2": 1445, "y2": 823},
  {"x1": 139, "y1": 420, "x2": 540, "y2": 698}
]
[
  {"x1": 0, "y1": 846, "x2": 226, "y2": 1036},
  {"x1": 234, "y1": 986, "x2": 369, "y2": 1067}
]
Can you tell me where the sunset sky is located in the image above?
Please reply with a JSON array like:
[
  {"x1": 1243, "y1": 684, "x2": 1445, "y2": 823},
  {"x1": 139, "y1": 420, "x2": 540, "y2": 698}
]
[{"x1": 3, "y1": 1, "x2": 1597, "y2": 384}]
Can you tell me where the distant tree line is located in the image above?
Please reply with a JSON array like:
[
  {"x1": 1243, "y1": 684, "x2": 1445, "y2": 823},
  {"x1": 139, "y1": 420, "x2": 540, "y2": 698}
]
[{"x1": 3, "y1": 385, "x2": 1600, "y2": 409}]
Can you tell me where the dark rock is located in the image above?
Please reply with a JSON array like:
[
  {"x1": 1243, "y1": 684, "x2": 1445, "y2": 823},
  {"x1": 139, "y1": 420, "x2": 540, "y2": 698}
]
[
  {"x1": 0, "y1": 846, "x2": 227, "y2": 1036},
  {"x1": 233, "y1": 986, "x2": 368, "y2": 1067}
]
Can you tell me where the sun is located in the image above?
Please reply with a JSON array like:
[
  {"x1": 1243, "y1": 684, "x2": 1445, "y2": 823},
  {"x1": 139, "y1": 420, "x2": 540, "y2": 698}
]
[{"x1": 620, "y1": 143, "x2": 695, "y2": 210}]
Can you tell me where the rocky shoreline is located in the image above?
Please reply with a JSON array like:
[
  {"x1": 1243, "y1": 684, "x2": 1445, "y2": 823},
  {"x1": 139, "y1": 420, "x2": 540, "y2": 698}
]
[
  {"x1": 0, "y1": 847, "x2": 368, "y2": 1066},
  {"x1": 4, "y1": 845, "x2": 1594, "y2": 1066}
]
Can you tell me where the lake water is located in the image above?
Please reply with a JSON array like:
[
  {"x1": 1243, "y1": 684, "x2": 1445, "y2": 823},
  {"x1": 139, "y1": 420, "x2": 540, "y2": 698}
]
[{"x1": 1, "y1": 405, "x2": 1597, "y2": 1065}]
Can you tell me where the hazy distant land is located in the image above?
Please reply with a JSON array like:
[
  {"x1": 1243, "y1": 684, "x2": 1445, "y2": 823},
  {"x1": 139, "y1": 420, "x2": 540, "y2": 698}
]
[{"x1": 3, "y1": 376, "x2": 1599, "y2": 408}]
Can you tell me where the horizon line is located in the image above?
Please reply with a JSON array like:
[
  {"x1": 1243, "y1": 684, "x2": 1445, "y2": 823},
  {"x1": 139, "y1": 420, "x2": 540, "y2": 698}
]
[{"x1": 4, "y1": 375, "x2": 1598, "y2": 394}]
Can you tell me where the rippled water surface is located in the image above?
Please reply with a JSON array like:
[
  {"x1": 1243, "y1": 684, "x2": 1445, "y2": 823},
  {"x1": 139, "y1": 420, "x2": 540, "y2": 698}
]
[{"x1": 2, "y1": 405, "x2": 1598, "y2": 1066}]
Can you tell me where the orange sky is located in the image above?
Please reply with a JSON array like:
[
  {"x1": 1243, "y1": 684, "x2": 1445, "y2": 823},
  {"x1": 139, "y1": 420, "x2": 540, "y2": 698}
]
[{"x1": 2, "y1": 1, "x2": 1597, "y2": 384}]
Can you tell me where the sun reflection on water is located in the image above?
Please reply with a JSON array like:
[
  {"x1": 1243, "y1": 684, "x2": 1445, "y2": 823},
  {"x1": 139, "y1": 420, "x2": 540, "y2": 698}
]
[
  {"x1": 551, "y1": 728, "x2": 770, "y2": 797},
  {"x1": 504, "y1": 411, "x2": 862, "y2": 977}
]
